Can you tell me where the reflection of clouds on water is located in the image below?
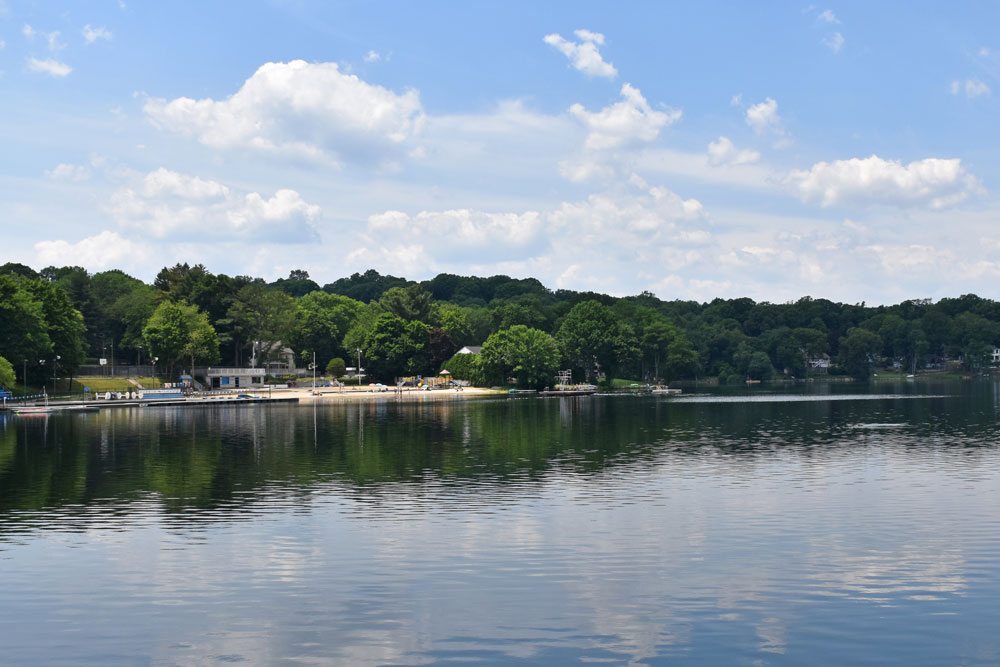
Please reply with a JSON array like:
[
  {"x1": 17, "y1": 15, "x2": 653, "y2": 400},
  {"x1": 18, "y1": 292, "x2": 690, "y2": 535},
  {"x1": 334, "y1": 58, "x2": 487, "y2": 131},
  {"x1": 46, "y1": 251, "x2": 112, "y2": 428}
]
[
  {"x1": 805, "y1": 539, "x2": 967, "y2": 603},
  {"x1": 4, "y1": 395, "x2": 1000, "y2": 665},
  {"x1": 756, "y1": 616, "x2": 787, "y2": 654}
]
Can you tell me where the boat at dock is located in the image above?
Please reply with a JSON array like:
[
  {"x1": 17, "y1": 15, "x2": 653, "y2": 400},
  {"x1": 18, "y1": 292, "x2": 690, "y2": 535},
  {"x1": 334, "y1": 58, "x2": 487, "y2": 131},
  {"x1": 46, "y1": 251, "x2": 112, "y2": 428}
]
[{"x1": 539, "y1": 389, "x2": 597, "y2": 396}]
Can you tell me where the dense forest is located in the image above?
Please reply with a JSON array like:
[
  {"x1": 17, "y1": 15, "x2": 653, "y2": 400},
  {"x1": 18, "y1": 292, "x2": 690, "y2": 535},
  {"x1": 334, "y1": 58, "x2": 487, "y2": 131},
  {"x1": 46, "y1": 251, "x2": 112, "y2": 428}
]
[{"x1": 2, "y1": 261, "x2": 1000, "y2": 392}]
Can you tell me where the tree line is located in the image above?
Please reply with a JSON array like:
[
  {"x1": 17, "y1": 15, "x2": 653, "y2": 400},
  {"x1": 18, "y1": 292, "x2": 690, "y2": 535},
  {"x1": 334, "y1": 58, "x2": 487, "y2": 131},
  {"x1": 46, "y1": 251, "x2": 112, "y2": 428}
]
[{"x1": 2, "y1": 261, "x2": 1000, "y2": 391}]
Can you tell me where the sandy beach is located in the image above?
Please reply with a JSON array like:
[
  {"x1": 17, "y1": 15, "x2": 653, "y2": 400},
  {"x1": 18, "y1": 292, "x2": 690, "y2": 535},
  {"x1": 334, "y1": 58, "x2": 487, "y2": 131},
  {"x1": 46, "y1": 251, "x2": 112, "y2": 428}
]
[{"x1": 276, "y1": 386, "x2": 503, "y2": 403}]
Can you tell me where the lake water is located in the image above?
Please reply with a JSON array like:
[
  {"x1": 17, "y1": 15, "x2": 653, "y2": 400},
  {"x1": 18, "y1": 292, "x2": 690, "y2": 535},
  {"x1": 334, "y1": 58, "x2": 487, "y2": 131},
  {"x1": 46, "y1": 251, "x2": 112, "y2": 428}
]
[{"x1": 2, "y1": 382, "x2": 1000, "y2": 665}]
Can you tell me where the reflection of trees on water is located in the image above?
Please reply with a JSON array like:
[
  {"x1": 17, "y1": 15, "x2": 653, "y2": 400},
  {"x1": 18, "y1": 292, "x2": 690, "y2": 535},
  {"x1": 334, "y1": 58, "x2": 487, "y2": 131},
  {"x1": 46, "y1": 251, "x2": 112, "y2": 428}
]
[{"x1": 1, "y1": 386, "x2": 999, "y2": 526}]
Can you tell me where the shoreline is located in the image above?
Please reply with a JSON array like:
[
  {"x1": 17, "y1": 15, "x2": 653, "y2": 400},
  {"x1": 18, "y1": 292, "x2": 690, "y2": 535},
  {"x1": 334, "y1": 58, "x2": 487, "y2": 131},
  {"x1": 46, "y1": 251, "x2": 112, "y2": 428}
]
[
  {"x1": 284, "y1": 386, "x2": 503, "y2": 403},
  {"x1": 1, "y1": 386, "x2": 505, "y2": 412}
]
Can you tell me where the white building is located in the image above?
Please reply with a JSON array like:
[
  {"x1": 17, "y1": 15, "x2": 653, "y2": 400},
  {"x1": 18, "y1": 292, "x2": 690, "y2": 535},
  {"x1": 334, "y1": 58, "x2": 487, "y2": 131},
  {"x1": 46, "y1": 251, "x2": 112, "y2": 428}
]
[{"x1": 206, "y1": 367, "x2": 266, "y2": 390}]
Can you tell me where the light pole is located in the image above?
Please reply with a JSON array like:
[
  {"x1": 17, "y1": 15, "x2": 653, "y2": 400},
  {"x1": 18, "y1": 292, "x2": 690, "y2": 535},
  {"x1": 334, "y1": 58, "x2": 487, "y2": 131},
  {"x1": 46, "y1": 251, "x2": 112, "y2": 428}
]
[
  {"x1": 309, "y1": 351, "x2": 317, "y2": 392},
  {"x1": 356, "y1": 348, "x2": 362, "y2": 388},
  {"x1": 23, "y1": 359, "x2": 27, "y2": 393},
  {"x1": 52, "y1": 355, "x2": 60, "y2": 395},
  {"x1": 39, "y1": 359, "x2": 45, "y2": 395}
]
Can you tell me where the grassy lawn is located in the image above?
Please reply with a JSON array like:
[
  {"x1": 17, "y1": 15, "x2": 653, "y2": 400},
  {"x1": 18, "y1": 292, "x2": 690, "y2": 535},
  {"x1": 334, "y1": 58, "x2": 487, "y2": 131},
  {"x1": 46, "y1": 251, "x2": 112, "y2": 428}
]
[{"x1": 608, "y1": 378, "x2": 644, "y2": 387}]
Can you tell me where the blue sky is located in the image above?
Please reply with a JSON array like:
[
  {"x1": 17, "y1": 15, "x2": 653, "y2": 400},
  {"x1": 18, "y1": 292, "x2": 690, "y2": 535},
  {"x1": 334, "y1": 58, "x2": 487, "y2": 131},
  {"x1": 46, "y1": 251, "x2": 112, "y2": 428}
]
[{"x1": 2, "y1": 1, "x2": 998, "y2": 304}]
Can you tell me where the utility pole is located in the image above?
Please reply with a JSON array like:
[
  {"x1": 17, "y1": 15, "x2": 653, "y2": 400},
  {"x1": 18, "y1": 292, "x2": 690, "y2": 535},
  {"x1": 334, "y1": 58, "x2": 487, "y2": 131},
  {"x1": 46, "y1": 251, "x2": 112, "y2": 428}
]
[
  {"x1": 357, "y1": 348, "x2": 362, "y2": 388},
  {"x1": 23, "y1": 359, "x2": 27, "y2": 393}
]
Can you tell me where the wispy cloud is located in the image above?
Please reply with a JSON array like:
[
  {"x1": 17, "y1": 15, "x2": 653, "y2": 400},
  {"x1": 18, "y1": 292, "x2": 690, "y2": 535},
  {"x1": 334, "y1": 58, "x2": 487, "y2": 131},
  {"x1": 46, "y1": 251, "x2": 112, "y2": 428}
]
[
  {"x1": 950, "y1": 78, "x2": 990, "y2": 98},
  {"x1": 543, "y1": 29, "x2": 617, "y2": 79},
  {"x1": 818, "y1": 9, "x2": 840, "y2": 24},
  {"x1": 27, "y1": 57, "x2": 72, "y2": 77},
  {"x1": 823, "y1": 31, "x2": 844, "y2": 54},
  {"x1": 83, "y1": 25, "x2": 113, "y2": 44}
]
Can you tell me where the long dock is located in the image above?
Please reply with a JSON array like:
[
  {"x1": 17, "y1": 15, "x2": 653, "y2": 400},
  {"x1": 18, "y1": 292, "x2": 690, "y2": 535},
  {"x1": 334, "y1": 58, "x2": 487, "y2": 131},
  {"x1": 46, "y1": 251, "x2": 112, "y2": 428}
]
[{"x1": 1, "y1": 394, "x2": 299, "y2": 413}]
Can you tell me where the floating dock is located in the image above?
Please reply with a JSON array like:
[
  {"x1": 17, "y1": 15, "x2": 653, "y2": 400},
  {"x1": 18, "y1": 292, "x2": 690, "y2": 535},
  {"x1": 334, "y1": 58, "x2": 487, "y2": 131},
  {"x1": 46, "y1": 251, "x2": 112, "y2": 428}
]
[{"x1": 2, "y1": 394, "x2": 299, "y2": 413}]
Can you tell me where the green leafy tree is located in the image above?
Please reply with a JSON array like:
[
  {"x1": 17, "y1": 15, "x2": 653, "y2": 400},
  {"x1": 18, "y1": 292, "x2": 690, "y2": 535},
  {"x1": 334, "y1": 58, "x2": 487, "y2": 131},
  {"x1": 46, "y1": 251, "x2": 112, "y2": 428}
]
[
  {"x1": 270, "y1": 269, "x2": 320, "y2": 297},
  {"x1": 143, "y1": 301, "x2": 220, "y2": 375},
  {"x1": 490, "y1": 302, "x2": 547, "y2": 332},
  {"x1": 429, "y1": 302, "x2": 474, "y2": 346},
  {"x1": 439, "y1": 352, "x2": 485, "y2": 385},
  {"x1": 481, "y1": 325, "x2": 561, "y2": 389},
  {"x1": 427, "y1": 328, "x2": 457, "y2": 373},
  {"x1": 556, "y1": 300, "x2": 619, "y2": 381},
  {"x1": 379, "y1": 285, "x2": 433, "y2": 322},
  {"x1": 323, "y1": 269, "x2": 412, "y2": 303},
  {"x1": 361, "y1": 313, "x2": 429, "y2": 381},
  {"x1": 326, "y1": 357, "x2": 346, "y2": 378},
  {"x1": 0, "y1": 355, "x2": 15, "y2": 389},
  {"x1": 665, "y1": 335, "x2": 699, "y2": 380},
  {"x1": 342, "y1": 301, "x2": 387, "y2": 358},
  {"x1": 23, "y1": 278, "x2": 87, "y2": 377},
  {"x1": 0, "y1": 275, "x2": 54, "y2": 383},
  {"x1": 289, "y1": 291, "x2": 365, "y2": 367},
  {"x1": 746, "y1": 351, "x2": 775, "y2": 381},
  {"x1": 838, "y1": 328, "x2": 883, "y2": 379},
  {"x1": 227, "y1": 284, "x2": 298, "y2": 368}
]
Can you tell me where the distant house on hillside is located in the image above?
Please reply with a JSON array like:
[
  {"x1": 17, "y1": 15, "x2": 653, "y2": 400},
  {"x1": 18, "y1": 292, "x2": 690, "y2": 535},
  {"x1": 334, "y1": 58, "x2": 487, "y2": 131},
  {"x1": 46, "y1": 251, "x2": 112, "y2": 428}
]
[
  {"x1": 457, "y1": 345, "x2": 482, "y2": 355},
  {"x1": 252, "y1": 341, "x2": 296, "y2": 374},
  {"x1": 808, "y1": 353, "x2": 831, "y2": 370},
  {"x1": 992, "y1": 347, "x2": 1000, "y2": 364}
]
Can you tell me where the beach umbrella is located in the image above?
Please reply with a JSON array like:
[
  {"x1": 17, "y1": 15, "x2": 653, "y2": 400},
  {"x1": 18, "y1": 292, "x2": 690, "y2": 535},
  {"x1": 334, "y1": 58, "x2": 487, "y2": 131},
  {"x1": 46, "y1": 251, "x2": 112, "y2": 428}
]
[{"x1": 439, "y1": 370, "x2": 451, "y2": 376}]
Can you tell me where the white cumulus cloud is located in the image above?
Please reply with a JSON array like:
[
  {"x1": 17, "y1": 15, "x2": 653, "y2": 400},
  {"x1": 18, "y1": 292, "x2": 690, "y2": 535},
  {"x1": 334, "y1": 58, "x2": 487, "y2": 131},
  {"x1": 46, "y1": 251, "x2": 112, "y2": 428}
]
[
  {"x1": 367, "y1": 209, "x2": 544, "y2": 262},
  {"x1": 364, "y1": 50, "x2": 381, "y2": 62},
  {"x1": 108, "y1": 167, "x2": 322, "y2": 242},
  {"x1": 45, "y1": 163, "x2": 91, "y2": 181},
  {"x1": 745, "y1": 97, "x2": 784, "y2": 136},
  {"x1": 570, "y1": 83, "x2": 681, "y2": 151},
  {"x1": 787, "y1": 154, "x2": 982, "y2": 208},
  {"x1": 355, "y1": 177, "x2": 708, "y2": 281},
  {"x1": 27, "y1": 57, "x2": 71, "y2": 77},
  {"x1": 707, "y1": 136, "x2": 760, "y2": 166},
  {"x1": 35, "y1": 231, "x2": 150, "y2": 270},
  {"x1": 144, "y1": 60, "x2": 425, "y2": 164},
  {"x1": 82, "y1": 25, "x2": 112, "y2": 44},
  {"x1": 543, "y1": 29, "x2": 617, "y2": 79}
]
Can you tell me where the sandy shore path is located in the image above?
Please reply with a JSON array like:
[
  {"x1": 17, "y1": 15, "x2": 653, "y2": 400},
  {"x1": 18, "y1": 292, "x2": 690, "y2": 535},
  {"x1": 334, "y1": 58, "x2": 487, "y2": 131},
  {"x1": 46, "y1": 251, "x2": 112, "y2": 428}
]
[{"x1": 274, "y1": 386, "x2": 503, "y2": 403}]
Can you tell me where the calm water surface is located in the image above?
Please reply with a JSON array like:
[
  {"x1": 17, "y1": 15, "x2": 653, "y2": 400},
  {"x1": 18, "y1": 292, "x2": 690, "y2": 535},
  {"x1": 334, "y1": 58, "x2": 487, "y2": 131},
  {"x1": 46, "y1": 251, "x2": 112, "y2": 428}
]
[{"x1": 2, "y1": 382, "x2": 1000, "y2": 665}]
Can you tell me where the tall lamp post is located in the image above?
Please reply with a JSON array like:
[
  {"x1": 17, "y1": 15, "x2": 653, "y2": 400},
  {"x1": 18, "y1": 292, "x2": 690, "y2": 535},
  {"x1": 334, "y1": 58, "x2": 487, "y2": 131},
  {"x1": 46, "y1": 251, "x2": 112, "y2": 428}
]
[
  {"x1": 309, "y1": 351, "x2": 317, "y2": 392},
  {"x1": 52, "y1": 355, "x2": 60, "y2": 395},
  {"x1": 356, "y1": 348, "x2": 362, "y2": 387},
  {"x1": 23, "y1": 359, "x2": 27, "y2": 393},
  {"x1": 39, "y1": 359, "x2": 45, "y2": 395}
]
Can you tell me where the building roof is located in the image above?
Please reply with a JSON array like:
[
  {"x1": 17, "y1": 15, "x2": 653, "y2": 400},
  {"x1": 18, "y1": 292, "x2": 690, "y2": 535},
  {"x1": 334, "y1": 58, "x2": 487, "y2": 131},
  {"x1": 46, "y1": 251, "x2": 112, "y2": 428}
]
[{"x1": 458, "y1": 345, "x2": 483, "y2": 354}]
